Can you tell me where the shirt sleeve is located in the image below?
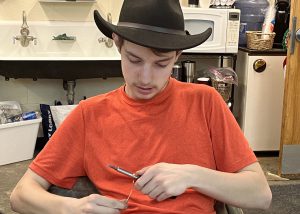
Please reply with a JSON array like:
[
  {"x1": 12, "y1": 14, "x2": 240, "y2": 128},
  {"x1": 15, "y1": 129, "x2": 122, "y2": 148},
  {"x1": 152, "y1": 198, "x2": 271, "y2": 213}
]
[
  {"x1": 207, "y1": 88, "x2": 257, "y2": 172},
  {"x1": 29, "y1": 102, "x2": 86, "y2": 189}
]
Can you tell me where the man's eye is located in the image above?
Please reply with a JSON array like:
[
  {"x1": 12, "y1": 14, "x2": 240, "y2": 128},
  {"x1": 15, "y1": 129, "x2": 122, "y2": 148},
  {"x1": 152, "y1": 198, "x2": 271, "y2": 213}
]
[
  {"x1": 129, "y1": 59, "x2": 141, "y2": 64},
  {"x1": 156, "y1": 63, "x2": 168, "y2": 68}
]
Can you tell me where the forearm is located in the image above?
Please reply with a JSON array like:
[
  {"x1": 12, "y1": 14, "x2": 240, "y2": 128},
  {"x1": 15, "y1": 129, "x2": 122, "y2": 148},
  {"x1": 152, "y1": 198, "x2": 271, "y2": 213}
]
[
  {"x1": 187, "y1": 163, "x2": 271, "y2": 209},
  {"x1": 10, "y1": 171, "x2": 74, "y2": 214},
  {"x1": 11, "y1": 169, "x2": 127, "y2": 214}
]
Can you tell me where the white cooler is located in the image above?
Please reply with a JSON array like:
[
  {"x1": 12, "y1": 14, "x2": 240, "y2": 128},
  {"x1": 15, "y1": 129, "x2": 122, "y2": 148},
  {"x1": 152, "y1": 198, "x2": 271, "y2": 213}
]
[{"x1": 0, "y1": 118, "x2": 42, "y2": 165}]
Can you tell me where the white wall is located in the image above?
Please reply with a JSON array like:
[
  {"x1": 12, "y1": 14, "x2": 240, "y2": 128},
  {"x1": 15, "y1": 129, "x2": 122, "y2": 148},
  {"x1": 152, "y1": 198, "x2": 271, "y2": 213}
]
[
  {"x1": 0, "y1": 0, "x2": 123, "y2": 22},
  {"x1": 0, "y1": 0, "x2": 188, "y2": 21},
  {"x1": 0, "y1": 75, "x2": 125, "y2": 136},
  {"x1": 0, "y1": 0, "x2": 124, "y2": 110},
  {"x1": 0, "y1": 0, "x2": 126, "y2": 139},
  {"x1": 0, "y1": 0, "x2": 209, "y2": 138},
  {"x1": 0, "y1": 76, "x2": 125, "y2": 109},
  {"x1": 0, "y1": 0, "x2": 191, "y2": 112}
]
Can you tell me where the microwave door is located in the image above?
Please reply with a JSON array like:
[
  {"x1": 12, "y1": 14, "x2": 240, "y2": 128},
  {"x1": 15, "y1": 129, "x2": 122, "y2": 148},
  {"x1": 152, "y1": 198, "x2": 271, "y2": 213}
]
[{"x1": 183, "y1": 10, "x2": 227, "y2": 53}]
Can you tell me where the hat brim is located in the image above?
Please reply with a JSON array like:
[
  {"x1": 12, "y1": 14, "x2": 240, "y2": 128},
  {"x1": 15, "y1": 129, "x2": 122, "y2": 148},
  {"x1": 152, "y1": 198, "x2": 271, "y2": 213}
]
[{"x1": 94, "y1": 10, "x2": 212, "y2": 51}]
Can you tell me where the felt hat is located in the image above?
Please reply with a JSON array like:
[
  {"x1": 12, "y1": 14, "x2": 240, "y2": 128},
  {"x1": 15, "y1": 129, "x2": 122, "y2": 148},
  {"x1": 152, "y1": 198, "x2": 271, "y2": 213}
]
[{"x1": 94, "y1": 0, "x2": 212, "y2": 51}]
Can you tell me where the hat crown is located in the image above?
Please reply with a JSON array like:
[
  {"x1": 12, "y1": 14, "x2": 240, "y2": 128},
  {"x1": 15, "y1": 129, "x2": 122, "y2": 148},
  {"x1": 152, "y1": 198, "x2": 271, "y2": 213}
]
[
  {"x1": 118, "y1": 0, "x2": 184, "y2": 31},
  {"x1": 93, "y1": 0, "x2": 212, "y2": 51}
]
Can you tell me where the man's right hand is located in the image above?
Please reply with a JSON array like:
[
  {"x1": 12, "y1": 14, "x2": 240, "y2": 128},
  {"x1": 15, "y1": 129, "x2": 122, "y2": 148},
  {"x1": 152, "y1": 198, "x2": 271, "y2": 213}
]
[{"x1": 64, "y1": 194, "x2": 127, "y2": 214}]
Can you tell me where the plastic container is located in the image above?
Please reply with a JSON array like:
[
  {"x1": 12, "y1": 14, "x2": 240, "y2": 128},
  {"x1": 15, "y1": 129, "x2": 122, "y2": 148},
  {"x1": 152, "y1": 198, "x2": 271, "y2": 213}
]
[
  {"x1": 0, "y1": 118, "x2": 41, "y2": 165},
  {"x1": 211, "y1": 80, "x2": 233, "y2": 102},
  {"x1": 234, "y1": 0, "x2": 269, "y2": 45},
  {"x1": 262, "y1": 0, "x2": 276, "y2": 34}
]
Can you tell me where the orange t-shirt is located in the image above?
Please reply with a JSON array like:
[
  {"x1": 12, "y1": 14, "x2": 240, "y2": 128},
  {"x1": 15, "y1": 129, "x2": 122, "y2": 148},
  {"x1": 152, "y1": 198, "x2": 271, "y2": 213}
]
[{"x1": 30, "y1": 78, "x2": 256, "y2": 214}]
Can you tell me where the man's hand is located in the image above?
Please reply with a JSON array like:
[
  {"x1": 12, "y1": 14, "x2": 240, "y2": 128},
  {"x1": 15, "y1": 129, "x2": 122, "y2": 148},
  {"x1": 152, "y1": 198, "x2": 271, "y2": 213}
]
[
  {"x1": 10, "y1": 169, "x2": 128, "y2": 214},
  {"x1": 134, "y1": 163, "x2": 192, "y2": 201},
  {"x1": 64, "y1": 194, "x2": 127, "y2": 214}
]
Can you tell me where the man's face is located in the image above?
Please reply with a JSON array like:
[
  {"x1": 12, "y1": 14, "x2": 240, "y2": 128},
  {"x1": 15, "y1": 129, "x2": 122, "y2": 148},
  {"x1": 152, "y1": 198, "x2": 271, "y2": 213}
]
[{"x1": 119, "y1": 39, "x2": 180, "y2": 100}]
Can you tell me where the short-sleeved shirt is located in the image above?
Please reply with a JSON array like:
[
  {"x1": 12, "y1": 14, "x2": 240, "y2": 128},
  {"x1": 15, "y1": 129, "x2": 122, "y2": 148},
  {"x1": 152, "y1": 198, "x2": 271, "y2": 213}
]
[{"x1": 30, "y1": 78, "x2": 257, "y2": 214}]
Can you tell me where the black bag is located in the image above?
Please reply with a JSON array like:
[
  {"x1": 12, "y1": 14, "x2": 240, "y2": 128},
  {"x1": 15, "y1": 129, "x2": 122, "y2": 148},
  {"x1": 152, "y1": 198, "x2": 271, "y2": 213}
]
[{"x1": 40, "y1": 104, "x2": 56, "y2": 141}]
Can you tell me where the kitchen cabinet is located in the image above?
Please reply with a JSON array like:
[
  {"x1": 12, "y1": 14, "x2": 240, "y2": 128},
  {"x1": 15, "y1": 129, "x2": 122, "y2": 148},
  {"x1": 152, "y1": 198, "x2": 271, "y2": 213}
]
[{"x1": 234, "y1": 47, "x2": 286, "y2": 151}]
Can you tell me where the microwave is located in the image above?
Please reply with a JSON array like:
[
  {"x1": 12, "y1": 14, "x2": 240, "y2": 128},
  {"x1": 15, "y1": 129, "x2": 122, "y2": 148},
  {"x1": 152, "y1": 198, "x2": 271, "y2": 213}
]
[{"x1": 182, "y1": 7, "x2": 240, "y2": 53}]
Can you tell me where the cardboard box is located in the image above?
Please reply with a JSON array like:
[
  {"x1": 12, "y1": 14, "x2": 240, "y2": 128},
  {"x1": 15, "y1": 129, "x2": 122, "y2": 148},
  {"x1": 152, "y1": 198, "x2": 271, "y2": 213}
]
[{"x1": 0, "y1": 118, "x2": 42, "y2": 165}]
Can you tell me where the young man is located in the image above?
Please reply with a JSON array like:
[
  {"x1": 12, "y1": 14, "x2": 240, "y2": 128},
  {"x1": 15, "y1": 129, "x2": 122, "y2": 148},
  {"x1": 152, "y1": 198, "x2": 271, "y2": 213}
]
[{"x1": 10, "y1": 0, "x2": 272, "y2": 213}]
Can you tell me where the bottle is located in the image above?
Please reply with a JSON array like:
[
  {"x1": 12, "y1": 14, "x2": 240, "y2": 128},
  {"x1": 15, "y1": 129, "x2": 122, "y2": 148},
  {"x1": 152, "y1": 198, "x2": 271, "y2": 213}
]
[
  {"x1": 182, "y1": 60, "x2": 196, "y2": 83},
  {"x1": 233, "y1": 0, "x2": 269, "y2": 45},
  {"x1": 172, "y1": 64, "x2": 183, "y2": 81},
  {"x1": 273, "y1": 0, "x2": 290, "y2": 45},
  {"x1": 21, "y1": 111, "x2": 40, "y2": 120},
  {"x1": 7, "y1": 111, "x2": 40, "y2": 123},
  {"x1": 262, "y1": 0, "x2": 276, "y2": 34}
]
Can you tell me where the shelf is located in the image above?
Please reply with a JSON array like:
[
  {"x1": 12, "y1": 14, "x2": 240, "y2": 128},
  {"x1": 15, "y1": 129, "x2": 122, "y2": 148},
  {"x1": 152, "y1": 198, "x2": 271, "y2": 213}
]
[{"x1": 39, "y1": 0, "x2": 96, "y2": 3}]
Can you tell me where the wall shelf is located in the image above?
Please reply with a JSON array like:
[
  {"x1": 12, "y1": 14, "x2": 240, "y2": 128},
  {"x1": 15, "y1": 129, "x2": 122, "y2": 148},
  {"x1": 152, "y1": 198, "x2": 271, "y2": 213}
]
[{"x1": 39, "y1": 0, "x2": 96, "y2": 3}]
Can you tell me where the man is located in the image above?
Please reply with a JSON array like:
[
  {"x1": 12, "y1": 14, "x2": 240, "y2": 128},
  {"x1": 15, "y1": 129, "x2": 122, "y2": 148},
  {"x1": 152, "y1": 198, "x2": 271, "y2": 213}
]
[{"x1": 10, "y1": 0, "x2": 272, "y2": 213}]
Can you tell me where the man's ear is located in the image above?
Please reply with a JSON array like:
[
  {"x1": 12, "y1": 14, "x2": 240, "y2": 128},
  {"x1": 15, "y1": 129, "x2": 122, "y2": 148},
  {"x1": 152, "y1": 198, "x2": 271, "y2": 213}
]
[{"x1": 112, "y1": 33, "x2": 121, "y2": 53}]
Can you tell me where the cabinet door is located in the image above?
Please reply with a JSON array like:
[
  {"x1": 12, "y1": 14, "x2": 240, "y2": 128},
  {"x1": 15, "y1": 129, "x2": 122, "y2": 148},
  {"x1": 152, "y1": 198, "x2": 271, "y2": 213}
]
[
  {"x1": 280, "y1": 0, "x2": 300, "y2": 176},
  {"x1": 243, "y1": 55, "x2": 285, "y2": 151}
]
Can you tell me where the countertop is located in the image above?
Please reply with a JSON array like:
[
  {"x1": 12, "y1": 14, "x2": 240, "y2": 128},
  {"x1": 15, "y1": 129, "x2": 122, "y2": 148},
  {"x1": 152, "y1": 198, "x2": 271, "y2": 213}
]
[{"x1": 239, "y1": 46, "x2": 287, "y2": 56}]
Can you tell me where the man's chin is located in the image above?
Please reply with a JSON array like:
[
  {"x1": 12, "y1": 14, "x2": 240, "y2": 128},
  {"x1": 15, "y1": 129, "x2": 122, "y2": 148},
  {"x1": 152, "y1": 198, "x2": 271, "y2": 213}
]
[{"x1": 135, "y1": 93, "x2": 156, "y2": 100}]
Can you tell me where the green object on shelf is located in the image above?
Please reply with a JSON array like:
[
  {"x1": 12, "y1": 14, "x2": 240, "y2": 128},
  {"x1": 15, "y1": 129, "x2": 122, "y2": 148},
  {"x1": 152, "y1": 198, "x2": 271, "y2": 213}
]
[
  {"x1": 282, "y1": 29, "x2": 289, "y2": 51},
  {"x1": 52, "y1": 33, "x2": 76, "y2": 41}
]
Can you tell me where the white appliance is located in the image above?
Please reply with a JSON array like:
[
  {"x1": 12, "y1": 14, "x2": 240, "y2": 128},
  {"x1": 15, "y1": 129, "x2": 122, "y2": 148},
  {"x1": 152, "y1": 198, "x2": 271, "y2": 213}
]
[
  {"x1": 234, "y1": 49, "x2": 286, "y2": 151},
  {"x1": 182, "y1": 7, "x2": 240, "y2": 53}
]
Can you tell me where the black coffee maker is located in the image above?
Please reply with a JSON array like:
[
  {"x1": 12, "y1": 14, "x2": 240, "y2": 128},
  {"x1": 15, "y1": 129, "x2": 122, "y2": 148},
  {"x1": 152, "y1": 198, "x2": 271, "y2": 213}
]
[{"x1": 273, "y1": 0, "x2": 290, "y2": 47}]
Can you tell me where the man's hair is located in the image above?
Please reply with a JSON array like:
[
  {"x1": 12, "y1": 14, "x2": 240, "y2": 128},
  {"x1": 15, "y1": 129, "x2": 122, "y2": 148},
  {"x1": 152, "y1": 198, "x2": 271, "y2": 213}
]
[{"x1": 116, "y1": 36, "x2": 181, "y2": 56}]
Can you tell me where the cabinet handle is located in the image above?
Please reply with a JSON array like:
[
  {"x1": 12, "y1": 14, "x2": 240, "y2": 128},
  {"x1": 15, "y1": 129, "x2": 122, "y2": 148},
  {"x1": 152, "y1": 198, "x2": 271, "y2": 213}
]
[
  {"x1": 253, "y1": 59, "x2": 266, "y2": 73},
  {"x1": 290, "y1": 16, "x2": 300, "y2": 55}
]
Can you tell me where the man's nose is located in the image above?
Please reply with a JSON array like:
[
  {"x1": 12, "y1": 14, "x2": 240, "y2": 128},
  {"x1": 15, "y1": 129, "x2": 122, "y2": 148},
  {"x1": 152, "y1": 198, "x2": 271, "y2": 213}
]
[{"x1": 139, "y1": 64, "x2": 152, "y2": 85}]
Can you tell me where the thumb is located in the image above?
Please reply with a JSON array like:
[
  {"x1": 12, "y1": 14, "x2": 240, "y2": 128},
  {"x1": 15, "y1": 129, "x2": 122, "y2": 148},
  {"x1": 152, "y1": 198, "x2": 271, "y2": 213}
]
[{"x1": 135, "y1": 166, "x2": 150, "y2": 176}]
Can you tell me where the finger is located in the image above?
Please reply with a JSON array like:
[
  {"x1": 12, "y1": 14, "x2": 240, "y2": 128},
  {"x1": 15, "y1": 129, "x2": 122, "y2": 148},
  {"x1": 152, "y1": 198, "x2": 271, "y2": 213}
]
[
  {"x1": 119, "y1": 199, "x2": 128, "y2": 208},
  {"x1": 139, "y1": 178, "x2": 159, "y2": 195},
  {"x1": 134, "y1": 174, "x2": 153, "y2": 191},
  {"x1": 135, "y1": 166, "x2": 159, "y2": 190},
  {"x1": 148, "y1": 186, "x2": 164, "y2": 199},
  {"x1": 89, "y1": 194, "x2": 126, "y2": 209},
  {"x1": 135, "y1": 165, "x2": 150, "y2": 175},
  {"x1": 156, "y1": 192, "x2": 170, "y2": 202}
]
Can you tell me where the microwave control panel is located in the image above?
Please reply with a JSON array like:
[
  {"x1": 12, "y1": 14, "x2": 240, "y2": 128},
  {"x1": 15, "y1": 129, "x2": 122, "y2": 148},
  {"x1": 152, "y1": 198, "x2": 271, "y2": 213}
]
[{"x1": 226, "y1": 12, "x2": 240, "y2": 51}]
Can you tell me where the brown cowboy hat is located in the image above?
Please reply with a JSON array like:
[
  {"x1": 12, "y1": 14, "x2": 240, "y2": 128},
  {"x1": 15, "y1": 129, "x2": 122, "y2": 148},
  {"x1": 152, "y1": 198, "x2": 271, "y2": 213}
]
[{"x1": 94, "y1": 0, "x2": 212, "y2": 51}]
